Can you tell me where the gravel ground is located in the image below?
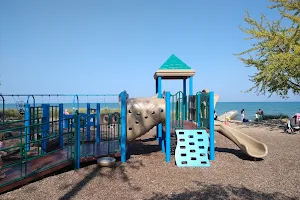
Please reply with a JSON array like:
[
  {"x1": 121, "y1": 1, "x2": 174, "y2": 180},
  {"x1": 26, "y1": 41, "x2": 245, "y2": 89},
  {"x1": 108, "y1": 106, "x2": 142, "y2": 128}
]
[{"x1": 1, "y1": 121, "x2": 300, "y2": 200}]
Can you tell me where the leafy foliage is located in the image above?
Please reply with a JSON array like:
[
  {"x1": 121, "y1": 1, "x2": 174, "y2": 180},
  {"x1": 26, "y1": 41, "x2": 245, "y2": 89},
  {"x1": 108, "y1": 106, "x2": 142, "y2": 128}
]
[
  {"x1": 235, "y1": 0, "x2": 300, "y2": 98},
  {"x1": 0, "y1": 107, "x2": 121, "y2": 120},
  {"x1": 262, "y1": 113, "x2": 289, "y2": 120}
]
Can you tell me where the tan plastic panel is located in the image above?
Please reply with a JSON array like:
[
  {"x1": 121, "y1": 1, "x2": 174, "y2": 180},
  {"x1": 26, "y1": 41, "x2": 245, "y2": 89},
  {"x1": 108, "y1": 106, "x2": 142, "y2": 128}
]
[
  {"x1": 126, "y1": 97, "x2": 166, "y2": 142},
  {"x1": 154, "y1": 70, "x2": 196, "y2": 79}
]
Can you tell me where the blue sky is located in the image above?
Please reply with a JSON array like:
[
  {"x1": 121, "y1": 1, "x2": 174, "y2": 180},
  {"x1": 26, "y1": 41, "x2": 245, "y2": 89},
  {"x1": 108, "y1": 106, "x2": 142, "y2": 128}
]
[{"x1": 0, "y1": 0, "x2": 299, "y2": 102}]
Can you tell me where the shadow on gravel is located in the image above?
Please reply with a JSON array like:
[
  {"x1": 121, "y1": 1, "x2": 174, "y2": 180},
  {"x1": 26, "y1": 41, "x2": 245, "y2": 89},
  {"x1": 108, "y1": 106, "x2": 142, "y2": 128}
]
[
  {"x1": 58, "y1": 159, "x2": 145, "y2": 200},
  {"x1": 145, "y1": 181, "x2": 298, "y2": 200},
  {"x1": 127, "y1": 137, "x2": 161, "y2": 157},
  {"x1": 58, "y1": 165, "x2": 100, "y2": 200},
  {"x1": 58, "y1": 132, "x2": 161, "y2": 200},
  {"x1": 215, "y1": 147, "x2": 264, "y2": 161}
]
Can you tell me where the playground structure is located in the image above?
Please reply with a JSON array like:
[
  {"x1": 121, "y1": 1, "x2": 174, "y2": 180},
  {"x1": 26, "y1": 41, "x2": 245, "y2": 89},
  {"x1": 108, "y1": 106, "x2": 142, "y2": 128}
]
[
  {"x1": 0, "y1": 94, "x2": 124, "y2": 193},
  {"x1": 0, "y1": 54, "x2": 268, "y2": 193}
]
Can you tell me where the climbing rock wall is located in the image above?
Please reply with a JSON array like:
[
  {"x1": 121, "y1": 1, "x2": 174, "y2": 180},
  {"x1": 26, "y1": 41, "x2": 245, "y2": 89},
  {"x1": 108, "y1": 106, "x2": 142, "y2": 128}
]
[{"x1": 126, "y1": 97, "x2": 166, "y2": 142}]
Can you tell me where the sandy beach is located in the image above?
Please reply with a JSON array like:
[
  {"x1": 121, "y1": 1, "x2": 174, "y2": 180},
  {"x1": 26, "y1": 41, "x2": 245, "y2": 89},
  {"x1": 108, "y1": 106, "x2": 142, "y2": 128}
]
[{"x1": 1, "y1": 120, "x2": 300, "y2": 200}]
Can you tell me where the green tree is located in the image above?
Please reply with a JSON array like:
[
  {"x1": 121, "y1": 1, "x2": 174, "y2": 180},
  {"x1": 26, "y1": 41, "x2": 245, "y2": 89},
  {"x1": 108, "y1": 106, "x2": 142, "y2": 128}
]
[{"x1": 235, "y1": 0, "x2": 300, "y2": 98}]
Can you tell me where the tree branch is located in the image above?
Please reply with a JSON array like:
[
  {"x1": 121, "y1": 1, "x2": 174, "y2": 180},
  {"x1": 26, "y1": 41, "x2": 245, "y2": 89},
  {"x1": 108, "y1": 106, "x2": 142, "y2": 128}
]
[{"x1": 287, "y1": 80, "x2": 300, "y2": 88}]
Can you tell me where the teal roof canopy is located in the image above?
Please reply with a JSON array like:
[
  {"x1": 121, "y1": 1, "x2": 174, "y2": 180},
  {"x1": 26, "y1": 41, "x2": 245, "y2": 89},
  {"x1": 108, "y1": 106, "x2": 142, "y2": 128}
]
[{"x1": 159, "y1": 54, "x2": 192, "y2": 70}]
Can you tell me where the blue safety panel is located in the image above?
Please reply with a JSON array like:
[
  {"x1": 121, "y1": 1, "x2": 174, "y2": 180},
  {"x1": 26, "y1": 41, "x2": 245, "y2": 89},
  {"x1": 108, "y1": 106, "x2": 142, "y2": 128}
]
[
  {"x1": 63, "y1": 114, "x2": 75, "y2": 129},
  {"x1": 175, "y1": 129, "x2": 210, "y2": 167},
  {"x1": 79, "y1": 113, "x2": 96, "y2": 127}
]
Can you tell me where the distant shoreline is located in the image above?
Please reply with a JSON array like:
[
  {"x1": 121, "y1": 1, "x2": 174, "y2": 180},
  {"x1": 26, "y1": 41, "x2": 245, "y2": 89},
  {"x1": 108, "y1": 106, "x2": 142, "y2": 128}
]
[
  {"x1": 218, "y1": 101, "x2": 300, "y2": 103},
  {"x1": 1, "y1": 102, "x2": 299, "y2": 119}
]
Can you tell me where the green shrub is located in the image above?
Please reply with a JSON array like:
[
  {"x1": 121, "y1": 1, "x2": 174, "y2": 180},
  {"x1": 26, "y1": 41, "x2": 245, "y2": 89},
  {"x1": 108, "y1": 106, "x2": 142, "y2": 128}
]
[
  {"x1": 262, "y1": 114, "x2": 289, "y2": 120},
  {"x1": 0, "y1": 107, "x2": 121, "y2": 120},
  {"x1": 99, "y1": 108, "x2": 120, "y2": 114},
  {"x1": 63, "y1": 107, "x2": 120, "y2": 114},
  {"x1": 0, "y1": 109, "x2": 23, "y2": 120}
]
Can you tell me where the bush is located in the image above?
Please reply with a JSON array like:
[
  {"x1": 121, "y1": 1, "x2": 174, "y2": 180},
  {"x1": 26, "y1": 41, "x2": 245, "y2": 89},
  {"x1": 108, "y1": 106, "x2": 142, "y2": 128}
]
[
  {"x1": 64, "y1": 108, "x2": 120, "y2": 114},
  {"x1": 0, "y1": 109, "x2": 23, "y2": 120},
  {"x1": 0, "y1": 107, "x2": 121, "y2": 120},
  {"x1": 262, "y1": 114, "x2": 289, "y2": 120},
  {"x1": 100, "y1": 108, "x2": 120, "y2": 114}
]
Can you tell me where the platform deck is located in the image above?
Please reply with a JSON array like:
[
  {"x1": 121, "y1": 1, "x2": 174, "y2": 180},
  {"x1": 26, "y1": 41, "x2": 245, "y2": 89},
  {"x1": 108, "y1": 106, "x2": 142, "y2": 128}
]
[
  {"x1": 164, "y1": 120, "x2": 198, "y2": 134},
  {"x1": 0, "y1": 141, "x2": 120, "y2": 194}
]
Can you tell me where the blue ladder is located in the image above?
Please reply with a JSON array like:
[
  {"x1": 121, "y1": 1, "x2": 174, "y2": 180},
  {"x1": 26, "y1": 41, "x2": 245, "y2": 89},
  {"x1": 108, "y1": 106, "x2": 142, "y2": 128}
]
[{"x1": 175, "y1": 129, "x2": 210, "y2": 167}]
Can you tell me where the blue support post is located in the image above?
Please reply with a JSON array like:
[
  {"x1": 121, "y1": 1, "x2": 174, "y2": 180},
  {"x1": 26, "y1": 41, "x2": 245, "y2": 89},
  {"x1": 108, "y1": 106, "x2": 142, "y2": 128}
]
[
  {"x1": 189, "y1": 76, "x2": 193, "y2": 96},
  {"x1": 209, "y1": 92, "x2": 215, "y2": 160},
  {"x1": 197, "y1": 93, "x2": 201, "y2": 126},
  {"x1": 157, "y1": 76, "x2": 164, "y2": 153},
  {"x1": 96, "y1": 103, "x2": 100, "y2": 143},
  {"x1": 165, "y1": 91, "x2": 171, "y2": 162},
  {"x1": 121, "y1": 91, "x2": 127, "y2": 163},
  {"x1": 75, "y1": 113, "x2": 81, "y2": 169},
  {"x1": 24, "y1": 104, "x2": 31, "y2": 152},
  {"x1": 59, "y1": 104, "x2": 64, "y2": 148},
  {"x1": 87, "y1": 103, "x2": 91, "y2": 141},
  {"x1": 189, "y1": 77, "x2": 193, "y2": 121},
  {"x1": 155, "y1": 78, "x2": 158, "y2": 139},
  {"x1": 155, "y1": 78, "x2": 158, "y2": 94},
  {"x1": 26, "y1": 95, "x2": 35, "y2": 107},
  {"x1": 183, "y1": 79, "x2": 187, "y2": 120},
  {"x1": 42, "y1": 104, "x2": 50, "y2": 154}
]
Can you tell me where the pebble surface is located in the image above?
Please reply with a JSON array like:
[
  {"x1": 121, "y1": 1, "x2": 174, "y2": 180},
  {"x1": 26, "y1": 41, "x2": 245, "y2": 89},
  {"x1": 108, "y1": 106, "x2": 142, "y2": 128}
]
[{"x1": 1, "y1": 121, "x2": 300, "y2": 200}]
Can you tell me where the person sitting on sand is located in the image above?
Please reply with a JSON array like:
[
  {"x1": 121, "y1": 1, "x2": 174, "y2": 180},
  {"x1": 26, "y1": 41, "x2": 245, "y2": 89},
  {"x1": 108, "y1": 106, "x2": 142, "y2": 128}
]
[{"x1": 255, "y1": 113, "x2": 259, "y2": 122}]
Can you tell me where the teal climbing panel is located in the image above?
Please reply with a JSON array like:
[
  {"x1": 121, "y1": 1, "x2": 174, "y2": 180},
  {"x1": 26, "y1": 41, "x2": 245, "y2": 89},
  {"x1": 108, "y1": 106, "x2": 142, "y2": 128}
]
[{"x1": 175, "y1": 129, "x2": 210, "y2": 167}]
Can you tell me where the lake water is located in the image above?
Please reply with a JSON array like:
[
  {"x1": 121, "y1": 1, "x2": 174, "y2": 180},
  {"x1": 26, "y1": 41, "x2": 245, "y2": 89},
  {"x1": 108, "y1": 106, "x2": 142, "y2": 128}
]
[
  {"x1": 215, "y1": 102, "x2": 300, "y2": 120},
  {"x1": 1, "y1": 102, "x2": 299, "y2": 120}
]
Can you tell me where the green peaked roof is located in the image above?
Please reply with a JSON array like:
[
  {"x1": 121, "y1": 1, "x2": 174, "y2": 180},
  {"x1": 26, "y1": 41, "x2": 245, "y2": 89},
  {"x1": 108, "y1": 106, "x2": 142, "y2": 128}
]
[{"x1": 159, "y1": 54, "x2": 192, "y2": 70}]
